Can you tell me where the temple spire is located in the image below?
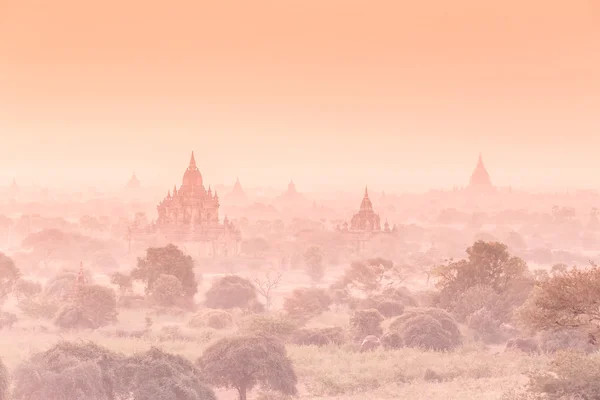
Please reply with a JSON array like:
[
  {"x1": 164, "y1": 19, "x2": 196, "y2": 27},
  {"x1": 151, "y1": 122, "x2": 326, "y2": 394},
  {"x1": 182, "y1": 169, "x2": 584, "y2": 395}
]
[
  {"x1": 364, "y1": 186, "x2": 369, "y2": 197},
  {"x1": 189, "y1": 151, "x2": 197, "y2": 169}
]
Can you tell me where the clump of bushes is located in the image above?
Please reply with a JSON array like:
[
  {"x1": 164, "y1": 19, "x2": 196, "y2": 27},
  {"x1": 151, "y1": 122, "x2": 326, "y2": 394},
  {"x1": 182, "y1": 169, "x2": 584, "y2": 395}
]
[
  {"x1": 240, "y1": 313, "x2": 299, "y2": 341},
  {"x1": 283, "y1": 287, "x2": 332, "y2": 321},
  {"x1": 349, "y1": 308, "x2": 385, "y2": 341},
  {"x1": 389, "y1": 307, "x2": 462, "y2": 351},
  {"x1": 467, "y1": 307, "x2": 511, "y2": 344},
  {"x1": 204, "y1": 275, "x2": 262, "y2": 311},
  {"x1": 148, "y1": 274, "x2": 185, "y2": 307},
  {"x1": 451, "y1": 285, "x2": 501, "y2": 322},
  {"x1": 291, "y1": 327, "x2": 345, "y2": 346},
  {"x1": 380, "y1": 331, "x2": 404, "y2": 350},
  {"x1": 54, "y1": 284, "x2": 118, "y2": 330},
  {"x1": 536, "y1": 328, "x2": 596, "y2": 354},
  {"x1": 189, "y1": 309, "x2": 234, "y2": 330}
]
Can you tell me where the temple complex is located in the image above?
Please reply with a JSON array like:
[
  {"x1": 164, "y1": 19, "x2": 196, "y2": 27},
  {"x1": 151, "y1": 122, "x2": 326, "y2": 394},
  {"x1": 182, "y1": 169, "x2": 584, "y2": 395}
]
[
  {"x1": 155, "y1": 152, "x2": 241, "y2": 257},
  {"x1": 467, "y1": 153, "x2": 495, "y2": 193}
]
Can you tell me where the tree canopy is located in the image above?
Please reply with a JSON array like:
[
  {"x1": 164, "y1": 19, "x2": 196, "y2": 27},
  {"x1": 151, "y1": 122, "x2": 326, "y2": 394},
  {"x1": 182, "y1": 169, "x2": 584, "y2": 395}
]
[
  {"x1": 198, "y1": 334, "x2": 297, "y2": 400},
  {"x1": 0, "y1": 252, "x2": 20, "y2": 300},
  {"x1": 132, "y1": 244, "x2": 198, "y2": 298}
]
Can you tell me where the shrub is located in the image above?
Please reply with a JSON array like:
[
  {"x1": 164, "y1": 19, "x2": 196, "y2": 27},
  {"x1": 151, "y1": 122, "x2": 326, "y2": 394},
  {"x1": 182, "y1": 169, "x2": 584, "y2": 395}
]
[
  {"x1": 240, "y1": 313, "x2": 299, "y2": 341},
  {"x1": 505, "y1": 337, "x2": 540, "y2": 354},
  {"x1": 13, "y1": 278, "x2": 42, "y2": 304},
  {"x1": 283, "y1": 287, "x2": 331, "y2": 320},
  {"x1": 467, "y1": 307, "x2": 510, "y2": 344},
  {"x1": 189, "y1": 310, "x2": 234, "y2": 330},
  {"x1": 0, "y1": 356, "x2": 7, "y2": 400},
  {"x1": 451, "y1": 284, "x2": 500, "y2": 322},
  {"x1": 54, "y1": 284, "x2": 117, "y2": 330},
  {"x1": 375, "y1": 300, "x2": 405, "y2": 318},
  {"x1": 148, "y1": 274, "x2": 184, "y2": 307},
  {"x1": 390, "y1": 307, "x2": 462, "y2": 351},
  {"x1": 349, "y1": 309, "x2": 385, "y2": 340},
  {"x1": 537, "y1": 328, "x2": 596, "y2": 354},
  {"x1": 0, "y1": 312, "x2": 17, "y2": 329},
  {"x1": 17, "y1": 297, "x2": 59, "y2": 319},
  {"x1": 291, "y1": 327, "x2": 345, "y2": 346},
  {"x1": 380, "y1": 331, "x2": 404, "y2": 350},
  {"x1": 527, "y1": 351, "x2": 600, "y2": 399},
  {"x1": 204, "y1": 275, "x2": 259, "y2": 310}
]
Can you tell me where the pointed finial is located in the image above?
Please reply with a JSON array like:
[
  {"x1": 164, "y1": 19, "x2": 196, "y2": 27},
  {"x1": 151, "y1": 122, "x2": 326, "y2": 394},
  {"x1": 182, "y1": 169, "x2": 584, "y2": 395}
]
[
  {"x1": 364, "y1": 186, "x2": 369, "y2": 196},
  {"x1": 189, "y1": 151, "x2": 197, "y2": 169}
]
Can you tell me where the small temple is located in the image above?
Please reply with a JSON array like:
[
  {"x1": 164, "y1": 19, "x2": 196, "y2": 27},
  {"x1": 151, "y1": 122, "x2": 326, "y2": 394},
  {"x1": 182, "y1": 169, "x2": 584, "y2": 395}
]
[
  {"x1": 126, "y1": 173, "x2": 141, "y2": 190},
  {"x1": 224, "y1": 177, "x2": 248, "y2": 204},
  {"x1": 467, "y1": 153, "x2": 495, "y2": 193},
  {"x1": 155, "y1": 152, "x2": 241, "y2": 257},
  {"x1": 275, "y1": 180, "x2": 309, "y2": 208}
]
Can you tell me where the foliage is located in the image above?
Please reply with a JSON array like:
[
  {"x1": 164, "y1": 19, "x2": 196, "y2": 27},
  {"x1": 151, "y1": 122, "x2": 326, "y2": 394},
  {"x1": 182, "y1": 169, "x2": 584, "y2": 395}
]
[
  {"x1": 189, "y1": 309, "x2": 234, "y2": 330},
  {"x1": 132, "y1": 244, "x2": 198, "y2": 298},
  {"x1": 0, "y1": 312, "x2": 17, "y2": 329},
  {"x1": 13, "y1": 278, "x2": 42, "y2": 304},
  {"x1": 339, "y1": 258, "x2": 403, "y2": 295},
  {"x1": 467, "y1": 307, "x2": 510, "y2": 344},
  {"x1": 380, "y1": 331, "x2": 404, "y2": 350},
  {"x1": 204, "y1": 275, "x2": 260, "y2": 310},
  {"x1": 240, "y1": 313, "x2": 299, "y2": 341},
  {"x1": 148, "y1": 274, "x2": 185, "y2": 307},
  {"x1": 450, "y1": 284, "x2": 500, "y2": 322},
  {"x1": 374, "y1": 300, "x2": 405, "y2": 318},
  {"x1": 12, "y1": 341, "x2": 125, "y2": 400},
  {"x1": 434, "y1": 241, "x2": 528, "y2": 299},
  {"x1": 516, "y1": 264, "x2": 600, "y2": 332},
  {"x1": 291, "y1": 327, "x2": 346, "y2": 346},
  {"x1": 527, "y1": 351, "x2": 600, "y2": 399},
  {"x1": 536, "y1": 328, "x2": 596, "y2": 354},
  {"x1": 390, "y1": 307, "x2": 462, "y2": 351},
  {"x1": 54, "y1": 284, "x2": 117, "y2": 330},
  {"x1": 304, "y1": 245, "x2": 325, "y2": 283},
  {"x1": 18, "y1": 297, "x2": 60, "y2": 320},
  {"x1": 0, "y1": 356, "x2": 7, "y2": 400},
  {"x1": 110, "y1": 272, "x2": 132, "y2": 295},
  {"x1": 283, "y1": 287, "x2": 331, "y2": 320},
  {"x1": 116, "y1": 347, "x2": 216, "y2": 400},
  {"x1": 349, "y1": 309, "x2": 385, "y2": 340},
  {"x1": 0, "y1": 252, "x2": 20, "y2": 300},
  {"x1": 198, "y1": 334, "x2": 297, "y2": 400}
]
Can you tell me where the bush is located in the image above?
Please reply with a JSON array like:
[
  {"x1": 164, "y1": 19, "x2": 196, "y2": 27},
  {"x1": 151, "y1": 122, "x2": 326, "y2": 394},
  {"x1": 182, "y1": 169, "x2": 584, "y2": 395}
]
[
  {"x1": 349, "y1": 309, "x2": 385, "y2": 340},
  {"x1": 380, "y1": 331, "x2": 404, "y2": 350},
  {"x1": 148, "y1": 274, "x2": 184, "y2": 307},
  {"x1": 505, "y1": 337, "x2": 539, "y2": 354},
  {"x1": 283, "y1": 287, "x2": 332, "y2": 320},
  {"x1": 54, "y1": 284, "x2": 117, "y2": 330},
  {"x1": 204, "y1": 275, "x2": 259, "y2": 310},
  {"x1": 13, "y1": 278, "x2": 42, "y2": 303},
  {"x1": 189, "y1": 310, "x2": 234, "y2": 330},
  {"x1": 240, "y1": 313, "x2": 299, "y2": 341},
  {"x1": 291, "y1": 327, "x2": 345, "y2": 346},
  {"x1": 375, "y1": 300, "x2": 405, "y2": 318},
  {"x1": 467, "y1": 307, "x2": 510, "y2": 344},
  {"x1": 0, "y1": 312, "x2": 17, "y2": 329},
  {"x1": 527, "y1": 351, "x2": 600, "y2": 399},
  {"x1": 0, "y1": 356, "x2": 7, "y2": 400},
  {"x1": 17, "y1": 297, "x2": 59, "y2": 320},
  {"x1": 537, "y1": 328, "x2": 596, "y2": 354},
  {"x1": 390, "y1": 307, "x2": 462, "y2": 351},
  {"x1": 451, "y1": 285, "x2": 500, "y2": 322}
]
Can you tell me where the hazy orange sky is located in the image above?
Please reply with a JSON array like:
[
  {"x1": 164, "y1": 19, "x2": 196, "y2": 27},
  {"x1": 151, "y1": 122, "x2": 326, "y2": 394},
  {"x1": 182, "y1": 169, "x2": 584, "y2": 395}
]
[{"x1": 1, "y1": 0, "x2": 599, "y2": 192}]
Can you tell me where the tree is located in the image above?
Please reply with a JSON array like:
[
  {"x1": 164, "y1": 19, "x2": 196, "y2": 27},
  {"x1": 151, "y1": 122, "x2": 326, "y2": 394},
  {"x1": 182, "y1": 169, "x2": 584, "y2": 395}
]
[
  {"x1": 241, "y1": 237, "x2": 271, "y2": 258},
  {"x1": 252, "y1": 269, "x2": 282, "y2": 311},
  {"x1": 110, "y1": 272, "x2": 133, "y2": 297},
  {"x1": 516, "y1": 264, "x2": 600, "y2": 332},
  {"x1": 132, "y1": 244, "x2": 198, "y2": 298},
  {"x1": 55, "y1": 284, "x2": 118, "y2": 329},
  {"x1": 304, "y1": 245, "x2": 324, "y2": 283},
  {"x1": 198, "y1": 335, "x2": 297, "y2": 400},
  {"x1": 13, "y1": 278, "x2": 42, "y2": 305},
  {"x1": 339, "y1": 257, "x2": 403, "y2": 295},
  {"x1": 149, "y1": 274, "x2": 184, "y2": 307},
  {"x1": 0, "y1": 252, "x2": 20, "y2": 301},
  {"x1": 434, "y1": 241, "x2": 527, "y2": 297},
  {"x1": 205, "y1": 275, "x2": 260, "y2": 310},
  {"x1": 0, "y1": 356, "x2": 7, "y2": 400}
]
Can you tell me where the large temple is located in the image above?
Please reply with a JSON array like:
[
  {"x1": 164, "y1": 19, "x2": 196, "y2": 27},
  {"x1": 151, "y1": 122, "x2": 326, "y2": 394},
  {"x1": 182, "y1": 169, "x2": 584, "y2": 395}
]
[
  {"x1": 467, "y1": 153, "x2": 495, "y2": 193},
  {"x1": 338, "y1": 187, "x2": 396, "y2": 253},
  {"x1": 155, "y1": 152, "x2": 241, "y2": 257}
]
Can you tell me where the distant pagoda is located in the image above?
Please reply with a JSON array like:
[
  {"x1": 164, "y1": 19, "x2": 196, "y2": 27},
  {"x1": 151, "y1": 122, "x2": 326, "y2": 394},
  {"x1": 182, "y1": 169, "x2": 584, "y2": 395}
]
[
  {"x1": 126, "y1": 173, "x2": 141, "y2": 189},
  {"x1": 467, "y1": 153, "x2": 495, "y2": 193},
  {"x1": 224, "y1": 177, "x2": 247, "y2": 203}
]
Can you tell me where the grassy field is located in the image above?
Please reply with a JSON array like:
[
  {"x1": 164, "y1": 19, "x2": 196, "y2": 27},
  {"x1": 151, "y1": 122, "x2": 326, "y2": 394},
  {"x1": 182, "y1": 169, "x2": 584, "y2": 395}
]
[{"x1": 0, "y1": 307, "x2": 549, "y2": 400}]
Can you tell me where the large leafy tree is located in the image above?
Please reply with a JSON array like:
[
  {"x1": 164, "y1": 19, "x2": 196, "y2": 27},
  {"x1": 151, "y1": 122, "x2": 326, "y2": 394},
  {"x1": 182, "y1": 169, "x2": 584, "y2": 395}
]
[
  {"x1": 516, "y1": 264, "x2": 600, "y2": 332},
  {"x1": 303, "y1": 245, "x2": 324, "y2": 283},
  {"x1": 198, "y1": 335, "x2": 297, "y2": 400},
  {"x1": 339, "y1": 257, "x2": 403, "y2": 295},
  {"x1": 434, "y1": 241, "x2": 527, "y2": 295},
  {"x1": 0, "y1": 252, "x2": 20, "y2": 300},
  {"x1": 132, "y1": 244, "x2": 198, "y2": 298}
]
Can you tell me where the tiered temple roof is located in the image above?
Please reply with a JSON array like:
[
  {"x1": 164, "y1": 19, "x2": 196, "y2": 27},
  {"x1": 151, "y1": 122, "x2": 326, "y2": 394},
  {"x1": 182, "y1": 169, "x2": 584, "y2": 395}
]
[{"x1": 467, "y1": 153, "x2": 495, "y2": 192}]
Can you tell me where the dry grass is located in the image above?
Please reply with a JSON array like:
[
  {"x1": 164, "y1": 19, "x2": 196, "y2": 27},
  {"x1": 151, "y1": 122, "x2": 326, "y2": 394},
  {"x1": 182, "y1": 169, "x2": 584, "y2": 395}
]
[{"x1": 0, "y1": 306, "x2": 550, "y2": 400}]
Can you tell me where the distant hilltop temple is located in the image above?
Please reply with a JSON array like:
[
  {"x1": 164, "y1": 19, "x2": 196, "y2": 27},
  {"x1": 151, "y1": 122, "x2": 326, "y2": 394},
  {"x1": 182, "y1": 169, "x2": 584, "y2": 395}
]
[
  {"x1": 467, "y1": 153, "x2": 495, "y2": 193},
  {"x1": 155, "y1": 152, "x2": 241, "y2": 257},
  {"x1": 126, "y1": 173, "x2": 141, "y2": 190}
]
